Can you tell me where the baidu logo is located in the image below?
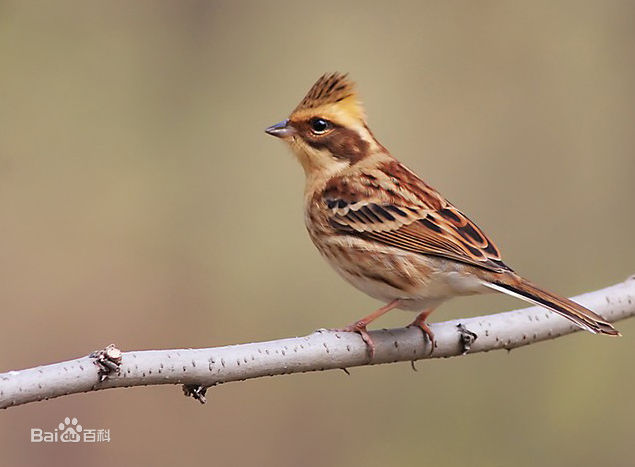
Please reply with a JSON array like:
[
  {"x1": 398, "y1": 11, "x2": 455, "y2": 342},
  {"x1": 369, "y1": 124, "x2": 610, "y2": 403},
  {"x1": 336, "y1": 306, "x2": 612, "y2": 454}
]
[
  {"x1": 58, "y1": 417, "x2": 82, "y2": 442},
  {"x1": 31, "y1": 417, "x2": 110, "y2": 443}
]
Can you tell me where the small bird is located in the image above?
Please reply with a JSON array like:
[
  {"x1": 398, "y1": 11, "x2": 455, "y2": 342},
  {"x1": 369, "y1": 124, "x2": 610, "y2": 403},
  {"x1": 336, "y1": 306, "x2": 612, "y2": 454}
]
[{"x1": 265, "y1": 72, "x2": 619, "y2": 356}]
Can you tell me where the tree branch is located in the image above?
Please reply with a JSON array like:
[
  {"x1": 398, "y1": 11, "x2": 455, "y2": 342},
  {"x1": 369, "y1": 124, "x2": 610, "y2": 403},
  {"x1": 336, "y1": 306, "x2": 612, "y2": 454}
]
[{"x1": 2, "y1": 276, "x2": 634, "y2": 409}]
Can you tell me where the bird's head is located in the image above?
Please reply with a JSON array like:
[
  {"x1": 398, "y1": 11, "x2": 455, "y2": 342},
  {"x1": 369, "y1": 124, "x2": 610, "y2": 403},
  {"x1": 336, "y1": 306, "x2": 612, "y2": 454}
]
[{"x1": 266, "y1": 73, "x2": 381, "y2": 180}]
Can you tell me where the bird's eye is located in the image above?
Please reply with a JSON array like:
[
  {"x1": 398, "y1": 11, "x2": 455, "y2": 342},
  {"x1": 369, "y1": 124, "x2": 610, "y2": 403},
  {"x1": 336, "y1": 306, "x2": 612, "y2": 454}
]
[{"x1": 309, "y1": 118, "x2": 331, "y2": 135}]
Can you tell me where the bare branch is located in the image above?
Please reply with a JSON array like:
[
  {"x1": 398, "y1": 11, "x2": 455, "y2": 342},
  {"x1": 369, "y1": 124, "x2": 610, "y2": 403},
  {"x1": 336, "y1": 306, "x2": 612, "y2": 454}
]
[{"x1": 1, "y1": 276, "x2": 634, "y2": 409}]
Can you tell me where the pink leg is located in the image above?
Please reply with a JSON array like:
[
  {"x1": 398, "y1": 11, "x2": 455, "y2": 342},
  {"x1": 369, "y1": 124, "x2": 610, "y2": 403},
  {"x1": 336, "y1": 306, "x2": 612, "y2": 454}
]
[
  {"x1": 408, "y1": 307, "x2": 437, "y2": 354},
  {"x1": 333, "y1": 299, "x2": 401, "y2": 358}
]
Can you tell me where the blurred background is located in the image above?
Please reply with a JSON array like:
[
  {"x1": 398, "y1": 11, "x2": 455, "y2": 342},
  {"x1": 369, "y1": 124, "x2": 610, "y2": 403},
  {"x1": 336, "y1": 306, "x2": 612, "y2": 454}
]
[{"x1": 1, "y1": 1, "x2": 634, "y2": 465}]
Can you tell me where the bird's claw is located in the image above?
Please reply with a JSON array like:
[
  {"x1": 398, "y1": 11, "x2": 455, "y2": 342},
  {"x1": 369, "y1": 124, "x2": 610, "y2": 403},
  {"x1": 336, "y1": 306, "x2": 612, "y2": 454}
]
[
  {"x1": 332, "y1": 322, "x2": 376, "y2": 358},
  {"x1": 407, "y1": 321, "x2": 435, "y2": 356}
]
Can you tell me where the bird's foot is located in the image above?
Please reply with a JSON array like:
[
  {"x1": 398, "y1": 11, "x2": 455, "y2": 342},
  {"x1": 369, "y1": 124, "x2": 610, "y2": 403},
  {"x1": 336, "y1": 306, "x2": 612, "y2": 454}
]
[
  {"x1": 332, "y1": 321, "x2": 376, "y2": 358},
  {"x1": 407, "y1": 311, "x2": 436, "y2": 356},
  {"x1": 330, "y1": 300, "x2": 402, "y2": 359}
]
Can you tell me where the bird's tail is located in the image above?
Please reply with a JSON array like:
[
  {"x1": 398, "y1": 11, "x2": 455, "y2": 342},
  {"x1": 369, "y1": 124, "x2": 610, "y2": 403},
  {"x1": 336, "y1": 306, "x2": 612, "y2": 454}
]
[{"x1": 484, "y1": 278, "x2": 620, "y2": 336}]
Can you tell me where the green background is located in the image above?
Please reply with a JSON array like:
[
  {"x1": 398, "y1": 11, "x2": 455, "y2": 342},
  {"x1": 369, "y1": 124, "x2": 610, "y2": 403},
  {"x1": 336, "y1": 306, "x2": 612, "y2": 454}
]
[{"x1": 1, "y1": 1, "x2": 634, "y2": 466}]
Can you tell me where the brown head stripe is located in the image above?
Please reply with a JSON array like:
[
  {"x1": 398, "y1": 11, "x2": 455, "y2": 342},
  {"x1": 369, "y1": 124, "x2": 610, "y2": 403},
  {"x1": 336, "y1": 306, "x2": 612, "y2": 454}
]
[
  {"x1": 294, "y1": 73, "x2": 356, "y2": 112},
  {"x1": 299, "y1": 123, "x2": 370, "y2": 164}
]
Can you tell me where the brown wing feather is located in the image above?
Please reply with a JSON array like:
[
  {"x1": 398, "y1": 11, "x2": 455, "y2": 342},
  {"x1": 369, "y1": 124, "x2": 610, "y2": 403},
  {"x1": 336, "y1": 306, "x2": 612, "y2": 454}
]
[{"x1": 323, "y1": 160, "x2": 511, "y2": 273}]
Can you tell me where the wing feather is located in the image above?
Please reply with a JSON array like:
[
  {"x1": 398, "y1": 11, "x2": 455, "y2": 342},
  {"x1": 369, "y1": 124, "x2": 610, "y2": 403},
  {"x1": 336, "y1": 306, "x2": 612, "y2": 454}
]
[{"x1": 322, "y1": 162, "x2": 511, "y2": 273}]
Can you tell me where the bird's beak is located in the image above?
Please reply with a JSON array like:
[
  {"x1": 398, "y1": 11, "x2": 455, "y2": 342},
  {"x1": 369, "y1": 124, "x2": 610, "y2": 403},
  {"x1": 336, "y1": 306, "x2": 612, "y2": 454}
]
[{"x1": 265, "y1": 119, "x2": 296, "y2": 139}]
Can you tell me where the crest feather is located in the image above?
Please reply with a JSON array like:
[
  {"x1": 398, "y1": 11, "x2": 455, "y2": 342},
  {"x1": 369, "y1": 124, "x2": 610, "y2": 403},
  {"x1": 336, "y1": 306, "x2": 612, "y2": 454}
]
[{"x1": 293, "y1": 73, "x2": 365, "y2": 122}]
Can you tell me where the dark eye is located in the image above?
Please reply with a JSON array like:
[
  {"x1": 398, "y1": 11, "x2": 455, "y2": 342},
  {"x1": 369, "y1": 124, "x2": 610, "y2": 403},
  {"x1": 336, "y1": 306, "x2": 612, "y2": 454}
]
[{"x1": 309, "y1": 118, "x2": 331, "y2": 135}]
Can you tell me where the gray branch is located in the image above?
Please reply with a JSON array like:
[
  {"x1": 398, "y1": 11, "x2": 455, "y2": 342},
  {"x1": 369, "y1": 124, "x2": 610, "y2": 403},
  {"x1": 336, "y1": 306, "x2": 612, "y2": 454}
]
[{"x1": 2, "y1": 275, "x2": 634, "y2": 409}]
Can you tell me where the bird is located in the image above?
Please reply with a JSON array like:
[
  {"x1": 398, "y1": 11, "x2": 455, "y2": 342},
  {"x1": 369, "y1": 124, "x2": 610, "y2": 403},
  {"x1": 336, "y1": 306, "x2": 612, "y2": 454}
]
[{"x1": 265, "y1": 72, "x2": 619, "y2": 356}]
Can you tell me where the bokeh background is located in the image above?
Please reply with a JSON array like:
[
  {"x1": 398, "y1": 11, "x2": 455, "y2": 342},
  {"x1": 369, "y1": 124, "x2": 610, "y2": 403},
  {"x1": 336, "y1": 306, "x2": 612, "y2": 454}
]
[{"x1": 1, "y1": 1, "x2": 634, "y2": 466}]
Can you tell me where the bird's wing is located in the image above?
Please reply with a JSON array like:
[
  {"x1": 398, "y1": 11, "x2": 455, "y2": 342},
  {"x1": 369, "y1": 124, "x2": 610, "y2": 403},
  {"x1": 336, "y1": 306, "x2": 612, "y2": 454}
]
[{"x1": 322, "y1": 160, "x2": 511, "y2": 273}]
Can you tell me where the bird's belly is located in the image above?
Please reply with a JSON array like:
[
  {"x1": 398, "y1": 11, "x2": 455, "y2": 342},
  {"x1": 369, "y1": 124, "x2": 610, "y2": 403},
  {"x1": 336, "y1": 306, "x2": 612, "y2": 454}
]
[{"x1": 314, "y1": 236, "x2": 488, "y2": 310}]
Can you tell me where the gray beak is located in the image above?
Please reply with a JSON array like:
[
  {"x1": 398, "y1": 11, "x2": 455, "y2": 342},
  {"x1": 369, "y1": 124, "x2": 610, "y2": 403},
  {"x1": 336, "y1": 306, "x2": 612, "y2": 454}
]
[{"x1": 265, "y1": 119, "x2": 296, "y2": 138}]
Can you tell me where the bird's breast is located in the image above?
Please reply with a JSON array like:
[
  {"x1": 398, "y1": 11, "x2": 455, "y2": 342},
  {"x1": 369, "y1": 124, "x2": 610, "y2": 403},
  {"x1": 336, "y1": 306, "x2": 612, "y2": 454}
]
[{"x1": 304, "y1": 202, "x2": 488, "y2": 306}]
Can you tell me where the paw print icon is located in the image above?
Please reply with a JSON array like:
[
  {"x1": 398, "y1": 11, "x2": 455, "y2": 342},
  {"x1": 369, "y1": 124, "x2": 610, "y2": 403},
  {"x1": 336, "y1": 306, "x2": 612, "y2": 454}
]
[{"x1": 59, "y1": 417, "x2": 82, "y2": 442}]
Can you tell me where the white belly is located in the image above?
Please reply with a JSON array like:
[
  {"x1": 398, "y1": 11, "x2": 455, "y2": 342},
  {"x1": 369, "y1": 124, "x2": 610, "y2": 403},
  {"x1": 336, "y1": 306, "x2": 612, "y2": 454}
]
[{"x1": 316, "y1": 235, "x2": 491, "y2": 312}]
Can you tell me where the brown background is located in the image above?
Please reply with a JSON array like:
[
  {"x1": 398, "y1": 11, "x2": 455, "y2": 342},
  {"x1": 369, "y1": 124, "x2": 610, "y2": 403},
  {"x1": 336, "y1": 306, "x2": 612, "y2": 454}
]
[{"x1": 1, "y1": 1, "x2": 634, "y2": 466}]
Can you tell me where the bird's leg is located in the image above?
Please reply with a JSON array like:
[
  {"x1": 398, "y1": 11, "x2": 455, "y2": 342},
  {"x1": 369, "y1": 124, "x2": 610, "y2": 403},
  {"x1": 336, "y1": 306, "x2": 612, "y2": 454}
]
[
  {"x1": 408, "y1": 307, "x2": 437, "y2": 354},
  {"x1": 333, "y1": 299, "x2": 401, "y2": 358}
]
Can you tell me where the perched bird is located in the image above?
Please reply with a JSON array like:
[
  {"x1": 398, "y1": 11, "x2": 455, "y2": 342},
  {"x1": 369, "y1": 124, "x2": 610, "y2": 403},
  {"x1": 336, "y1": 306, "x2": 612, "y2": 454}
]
[{"x1": 265, "y1": 72, "x2": 619, "y2": 356}]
